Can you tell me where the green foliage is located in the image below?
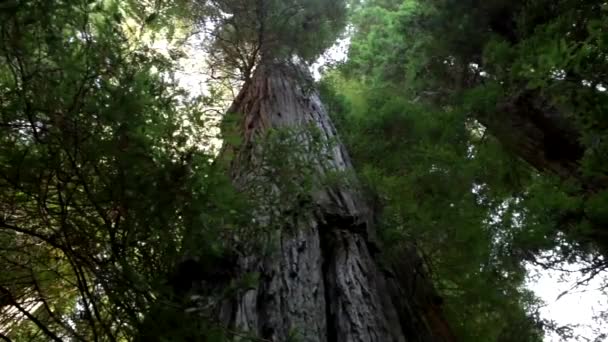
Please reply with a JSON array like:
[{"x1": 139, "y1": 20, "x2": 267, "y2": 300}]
[
  {"x1": 416, "y1": 0, "x2": 608, "y2": 256},
  {"x1": 0, "y1": 0, "x2": 247, "y2": 340},
  {"x1": 196, "y1": 0, "x2": 348, "y2": 79},
  {"x1": 0, "y1": 1, "x2": 356, "y2": 339},
  {"x1": 2, "y1": 0, "x2": 606, "y2": 340},
  {"x1": 320, "y1": 72, "x2": 544, "y2": 341},
  {"x1": 225, "y1": 122, "x2": 346, "y2": 240},
  {"x1": 323, "y1": 0, "x2": 608, "y2": 339},
  {"x1": 586, "y1": 191, "x2": 608, "y2": 226}
]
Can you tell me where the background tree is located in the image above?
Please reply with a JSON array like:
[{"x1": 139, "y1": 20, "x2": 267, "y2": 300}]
[
  {"x1": 341, "y1": 0, "x2": 608, "y2": 257},
  {"x1": 320, "y1": 47, "x2": 546, "y2": 342},
  {"x1": 0, "y1": 0, "x2": 244, "y2": 340},
  {"x1": 318, "y1": 0, "x2": 608, "y2": 339}
]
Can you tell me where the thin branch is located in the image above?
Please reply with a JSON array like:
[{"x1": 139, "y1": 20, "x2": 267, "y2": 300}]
[
  {"x1": 0, "y1": 286, "x2": 63, "y2": 342},
  {"x1": 30, "y1": 271, "x2": 87, "y2": 342}
]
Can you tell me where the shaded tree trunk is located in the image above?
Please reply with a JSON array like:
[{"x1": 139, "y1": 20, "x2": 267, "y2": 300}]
[
  {"x1": 476, "y1": 90, "x2": 608, "y2": 252},
  {"x1": 213, "y1": 61, "x2": 455, "y2": 342},
  {"x1": 477, "y1": 90, "x2": 586, "y2": 185}
]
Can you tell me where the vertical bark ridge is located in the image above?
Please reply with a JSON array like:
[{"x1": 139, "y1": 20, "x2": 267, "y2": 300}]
[{"x1": 216, "y1": 61, "x2": 454, "y2": 342}]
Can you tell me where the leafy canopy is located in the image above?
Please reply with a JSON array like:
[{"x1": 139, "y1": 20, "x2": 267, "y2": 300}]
[
  {"x1": 0, "y1": 0, "x2": 247, "y2": 340},
  {"x1": 320, "y1": 0, "x2": 608, "y2": 340},
  {"x1": 196, "y1": 0, "x2": 348, "y2": 79}
]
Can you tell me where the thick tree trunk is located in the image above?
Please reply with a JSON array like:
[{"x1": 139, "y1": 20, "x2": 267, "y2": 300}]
[
  {"x1": 474, "y1": 90, "x2": 608, "y2": 254},
  {"x1": 213, "y1": 61, "x2": 455, "y2": 342},
  {"x1": 476, "y1": 90, "x2": 586, "y2": 184}
]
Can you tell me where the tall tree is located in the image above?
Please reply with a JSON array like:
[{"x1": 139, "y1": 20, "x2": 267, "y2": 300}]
[
  {"x1": 343, "y1": 0, "x2": 608, "y2": 261},
  {"x1": 0, "y1": 0, "x2": 235, "y2": 340},
  {"x1": 415, "y1": 0, "x2": 607, "y2": 192},
  {"x1": 318, "y1": 71, "x2": 546, "y2": 341},
  {"x1": 320, "y1": 0, "x2": 608, "y2": 338},
  {"x1": 148, "y1": 0, "x2": 456, "y2": 341}
]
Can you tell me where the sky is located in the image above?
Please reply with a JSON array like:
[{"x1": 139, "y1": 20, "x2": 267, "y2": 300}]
[
  {"x1": 527, "y1": 262, "x2": 608, "y2": 341},
  {"x1": 162, "y1": 29, "x2": 608, "y2": 342}
]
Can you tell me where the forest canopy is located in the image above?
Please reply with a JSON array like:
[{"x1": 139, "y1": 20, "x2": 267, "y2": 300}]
[{"x1": 0, "y1": 0, "x2": 607, "y2": 341}]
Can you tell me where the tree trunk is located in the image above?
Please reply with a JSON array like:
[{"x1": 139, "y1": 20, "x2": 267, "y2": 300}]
[
  {"x1": 213, "y1": 61, "x2": 455, "y2": 342},
  {"x1": 474, "y1": 89, "x2": 608, "y2": 248},
  {"x1": 476, "y1": 90, "x2": 586, "y2": 184}
]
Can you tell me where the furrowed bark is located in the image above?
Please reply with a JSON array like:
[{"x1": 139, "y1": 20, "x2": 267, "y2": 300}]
[{"x1": 212, "y1": 60, "x2": 455, "y2": 342}]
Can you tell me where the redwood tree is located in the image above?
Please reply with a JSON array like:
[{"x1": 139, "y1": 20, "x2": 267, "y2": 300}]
[
  {"x1": 342, "y1": 0, "x2": 608, "y2": 257},
  {"x1": 157, "y1": 0, "x2": 456, "y2": 340}
]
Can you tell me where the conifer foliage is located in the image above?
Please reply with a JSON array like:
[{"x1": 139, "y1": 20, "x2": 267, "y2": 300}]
[{"x1": 0, "y1": 0, "x2": 607, "y2": 341}]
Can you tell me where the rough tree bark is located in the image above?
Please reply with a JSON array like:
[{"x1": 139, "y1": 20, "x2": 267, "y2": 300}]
[{"x1": 211, "y1": 60, "x2": 455, "y2": 342}]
